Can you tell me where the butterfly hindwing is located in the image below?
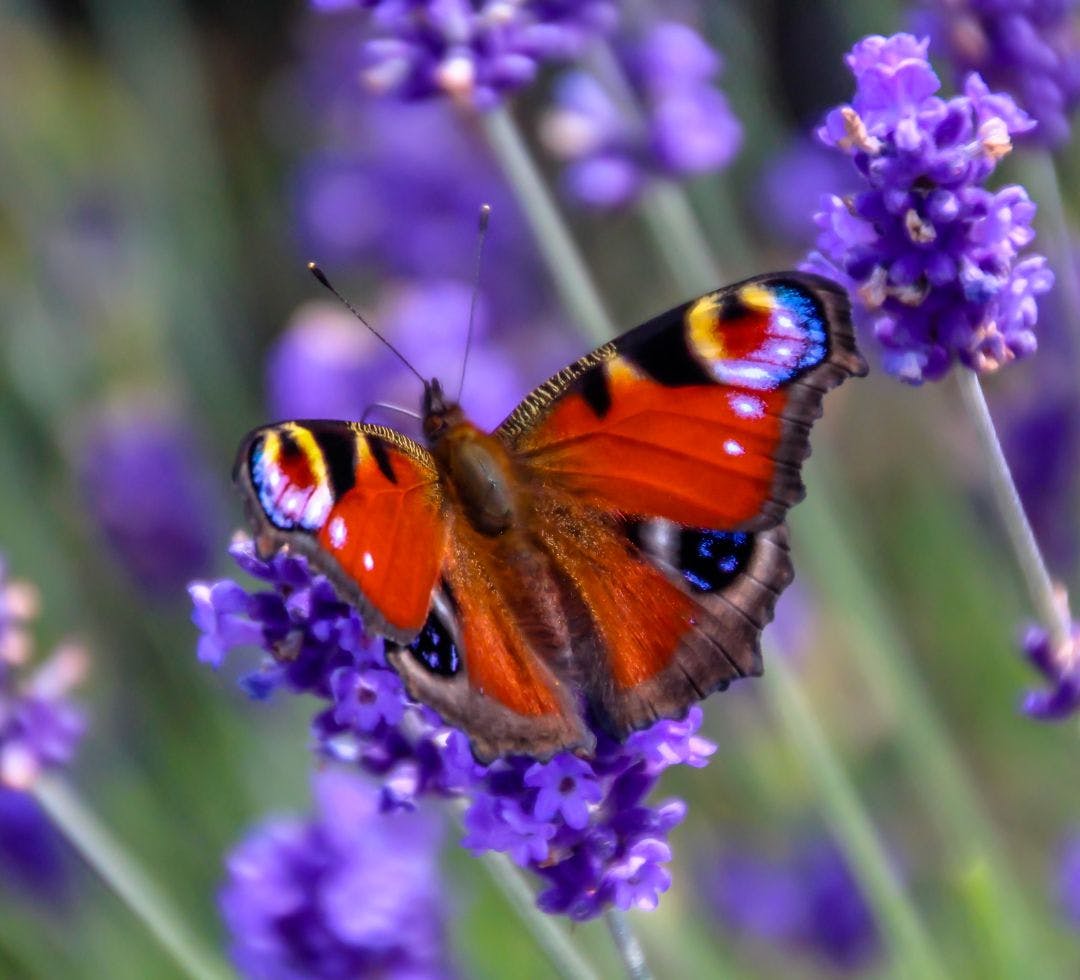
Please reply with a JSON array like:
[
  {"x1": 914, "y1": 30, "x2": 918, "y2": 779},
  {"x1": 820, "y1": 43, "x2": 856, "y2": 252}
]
[{"x1": 235, "y1": 420, "x2": 448, "y2": 640}]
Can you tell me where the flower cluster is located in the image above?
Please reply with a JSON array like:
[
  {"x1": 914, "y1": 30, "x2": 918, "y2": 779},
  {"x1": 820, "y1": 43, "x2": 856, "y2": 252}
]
[
  {"x1": 0, "y1": 558, "x2": 86, "y2": 790},
  {"x1": 221, "y1": 768, "x2": 450, "y2": 979},
  {"x1": 915, "y1": 0, "x2": 1080, "y2": 147},
  {"x1": 804, "y1": 33, "x2": 1053, "y2": 383},
  {"x1": 314, "y1": 0, "x2": 617, "y2": 110},
  {"x1": 191, "y1": 538, "x2": 715, "y2": 919},
  {"x1": 705, "y1": 835, "x2": 882, "y2": 973},
  {"x1": 1019, "y1": 616, "x2": 1080, "y2": 719},
  {"x1": 78, "y1": 399, "x2": 224, "y2": 598},
  {"x1": 540, "y1": 20, "x2": 742, "y2": 208}
]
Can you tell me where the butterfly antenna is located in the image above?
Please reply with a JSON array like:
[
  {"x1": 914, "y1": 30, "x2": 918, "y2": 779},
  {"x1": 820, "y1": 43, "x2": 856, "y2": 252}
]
[
  {"x1": 307, "y1": 262, "x2": 427, "y2": 386},
  {"x1": 455, "y1": 203, "x2": 491, "y2": 403}
]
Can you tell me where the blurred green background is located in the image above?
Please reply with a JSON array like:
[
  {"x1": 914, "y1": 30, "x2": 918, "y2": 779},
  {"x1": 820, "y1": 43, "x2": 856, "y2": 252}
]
[{"x1": 1, "y1": 1, "x2": 1078, "y2": 977}]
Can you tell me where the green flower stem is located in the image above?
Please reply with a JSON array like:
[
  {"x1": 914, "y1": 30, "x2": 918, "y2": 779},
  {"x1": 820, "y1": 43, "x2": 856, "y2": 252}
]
[
  {"x1": 481, "y1": 106, "x2": 616, "y2": 345},
  {"x1": 476, "y1": 850, "x2": 603, "y2": 980},
  {"x1": 957, "y1": 369, "x2": 1071, "y2": 648},
  {"x1": 604, "y1": 909, "x2": 654, "y2": 980},
  {"x1": 33, "y1": 777, "x2": 232, "y2": 980},
  {"x1": 796, "y1": 462, "x2": 1052, "y2": 977},
  {"x1": 586, "y1": 41, "x2": 724, "y2": 293},
  {"x1": 763, "y1": 652, "x2": 948, "y2": 980},
  {"x1": 638, "y1": 182, "x2": 724, "y2": 296}
]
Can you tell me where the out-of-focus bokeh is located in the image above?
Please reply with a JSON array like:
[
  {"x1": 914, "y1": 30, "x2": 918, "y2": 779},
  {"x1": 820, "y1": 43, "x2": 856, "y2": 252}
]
[{"x1": 1, "y1": 1, "x2": 1079, "y2": 977}]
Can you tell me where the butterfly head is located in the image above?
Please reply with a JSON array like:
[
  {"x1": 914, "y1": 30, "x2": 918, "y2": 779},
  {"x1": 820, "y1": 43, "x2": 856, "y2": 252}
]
[{"x1": 422, "y1": 378, "x2": 466, "y2": 445}]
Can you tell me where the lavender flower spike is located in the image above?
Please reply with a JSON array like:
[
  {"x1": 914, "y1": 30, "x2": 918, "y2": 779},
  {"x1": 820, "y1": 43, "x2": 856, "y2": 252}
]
[
  {"x1": 220, "y1": 768, "x2": 451, "y2": 979},
  {"x1": 540, "y1": 20, "x2": 742, "y2": 209},
  {"x1": 916, "y1": 0, "x2": 1080, "y2": 147},
  {"x1": 191, "y1": 538, "x2": 716, "y2": 920},
  {"x1": 805, "y1": 33, "x2": 1054, "y2": 383},
  {"x1": 0, "y1": 558, "x2": 87, "y2": 790},
  {"x1": 317, "y1": 1, "x2": 618, "y2": 110}
]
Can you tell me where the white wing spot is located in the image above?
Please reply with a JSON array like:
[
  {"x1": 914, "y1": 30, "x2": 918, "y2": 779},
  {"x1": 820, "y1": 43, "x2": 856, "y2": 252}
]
[
  {"x1": 329, "y1": 516, "x2": 347, "y2": 549},
  {"x1": 362, "y1": 551, "x2": 375, "y2": 572},
  {"x1": 723, "y1": 439, "x2": 745, "y2": 457}
]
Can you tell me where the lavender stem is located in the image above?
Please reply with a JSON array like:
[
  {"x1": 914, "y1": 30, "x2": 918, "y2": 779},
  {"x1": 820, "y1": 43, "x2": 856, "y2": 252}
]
[
  {"x1": 956, "y1": 369, "x2": 1070, "y2": 649},
  {"x1": 480, "y1": 106, "x2": 616, "y2": 344},
  {"x1": 478, "y1": 848, "x2": 603, "y2": 980},
  {"x1": 33, "y1": 776, "x2": 231, "y2": 980},
  {"x1": 604, "y1": 908, "x2": 654, "y2": 980},
  {"x1": 763, "y1": 652, "x2": 948, "y2": 980},
  {"x1": 587, "y1": 42, "x2": 724, "y2": 293}
]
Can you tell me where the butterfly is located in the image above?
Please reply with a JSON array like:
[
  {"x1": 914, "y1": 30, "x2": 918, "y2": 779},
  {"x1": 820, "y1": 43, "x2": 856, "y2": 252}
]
[{"x1": 235, "y1": 272, "x2": 866, "y2": 762}]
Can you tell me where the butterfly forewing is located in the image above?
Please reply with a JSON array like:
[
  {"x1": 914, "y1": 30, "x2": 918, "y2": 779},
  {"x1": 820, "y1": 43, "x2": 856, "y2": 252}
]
[{"x1": 235, "y1": 420, "x2": 447, "y2": 640}]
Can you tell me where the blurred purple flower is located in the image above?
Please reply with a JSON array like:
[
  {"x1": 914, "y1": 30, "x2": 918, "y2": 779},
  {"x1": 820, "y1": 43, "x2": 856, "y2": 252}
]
[
  {"x1": 540, "y1": 21, "x2": 742, "y2": 208},
  {"x1": 1057, "y1": 831, "x2": 1080, "y2": 928},
  {"x1": 0, "y1": 558, "x2": 87, "y2": 791},
  {"x1": 0, "y1": 789, "x2": 70, "y2": 903},
  {"x1": 220, "y1": 768, "x2": 450, "y2": 979},
  {"x1": 804, "y1": 33, "x2": 1053, "y2": 383},
  {"x1": 293, "y1": 100, "x2": 544, "y2": 323},
  {"x1": 191, "y1": 539, "x2": 715, "y2": 920},
  {"x1": 78, "y1": 400, "x2": 224, "y2": 597},
  {"x1": 757, "y1": 138, "x2": 856, "y2": 247},
  {"x1": 267, "y1": 279, "x2": 533, "y2": 433},
  {"x1": 1019, "y1": 617, "x2": 1080, "y2": 719},
  {"x1": 707, "y1": 835, "x2": 882, "y2": 973},
  {"x1": 311, "y1": 0, "x2": 617, "y2": 109},
  {"x1": 914, "y1": 0, "x2": 1080, "y2": 147}
]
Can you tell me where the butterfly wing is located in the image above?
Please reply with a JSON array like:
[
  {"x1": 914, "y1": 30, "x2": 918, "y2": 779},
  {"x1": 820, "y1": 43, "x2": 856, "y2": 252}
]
[
  {"x1": 236, "y1": 420, "x2": 589, "y2": 760},
  {"x1": 235, "y1": 421, "x2": 448, "y2": 640},
  {"x1": 499, "y1": 272, "x2": 865, "y2": 734}
]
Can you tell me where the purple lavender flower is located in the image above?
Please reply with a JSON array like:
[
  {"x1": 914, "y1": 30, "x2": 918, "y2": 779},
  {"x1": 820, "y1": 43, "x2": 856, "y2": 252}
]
[
  {"x1": 190, "y1": 538, "x2": 716, "y2": 920},
  {"x1": 77, "y1": 399, "x2": 224, "y2": 597},
  {"x1": 0, "y1": 559, "x2": 87, "y2": 790},
  {"x1": 706, "y1": 834, "x2": 882, "y2": 972},
  {"x1": 0, "y1": 789, "x2": 70, "y2": 903},
  {"x1": 267, "y1": 279, "x2": 533, "y2": 433},
  {"x1": 540, "y1": 21, "x2": 742, "y2": 208},
  {"x1": 293, "y1": 100, "x2": 543, "y2": 325},
  {"x1": 220, "y1": 768, "x2": 450, "y2": 979},
  {"x1": 1019, "y1": 618, "x2": 1080, "y2": 718},
  {"x1": 312, "y1": 0, "x2": 617, "y2": 110},
  {"x1": 915, "y1": 0, "x2": 1080, "y2": 147},
  {"x1": 804, "y1": 33, "x2": 1054, "y2": 383},
  {"x1": 756, "y1": 138, "x2": 856, "y2": 247},
  {"x1": 1057, "y1": 830, "x2": 1080, "y2": 929}
]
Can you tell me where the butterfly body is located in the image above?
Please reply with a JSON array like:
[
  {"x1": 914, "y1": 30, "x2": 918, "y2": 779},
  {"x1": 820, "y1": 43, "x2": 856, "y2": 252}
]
[{"x1": 236, "y1": 273, "x2": 866, "y2": 762}]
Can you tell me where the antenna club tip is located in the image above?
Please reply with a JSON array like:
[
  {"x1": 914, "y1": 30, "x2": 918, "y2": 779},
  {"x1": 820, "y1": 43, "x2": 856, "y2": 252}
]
[
  {"x1": 478, "y1": 203, "x2": 491, "y2": 229},
  {"x1": 307, "y1": 261, "x2": 331, "y2": 289}
]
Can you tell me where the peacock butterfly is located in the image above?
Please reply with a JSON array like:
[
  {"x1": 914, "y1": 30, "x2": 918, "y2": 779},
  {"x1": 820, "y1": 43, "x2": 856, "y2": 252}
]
[{"x1": 235, "y1": 271, "x2": 866, "y2": 762}]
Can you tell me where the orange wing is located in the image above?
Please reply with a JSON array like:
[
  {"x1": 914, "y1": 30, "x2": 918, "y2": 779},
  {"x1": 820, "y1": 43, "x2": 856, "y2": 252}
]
[
  {"x1": 235, "y1": 421, "x2": 446, "y2": 640},
  {"x1": 496, "y1": 273, "x2": 864, "y2": 735},
  {"x1": 500, "y1": 273, "x2": 865, "y2": 531}
]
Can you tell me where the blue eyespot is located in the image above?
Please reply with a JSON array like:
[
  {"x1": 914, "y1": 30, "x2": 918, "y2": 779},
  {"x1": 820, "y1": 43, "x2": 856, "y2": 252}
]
[{"x1": 679, "y1": 530, "x2": 753, "y2": 593}]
